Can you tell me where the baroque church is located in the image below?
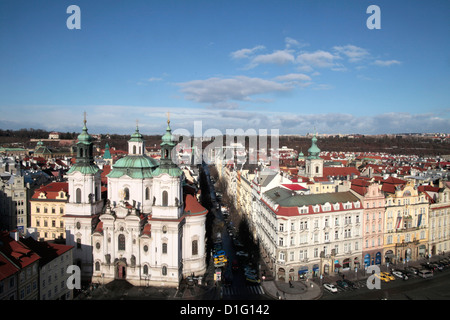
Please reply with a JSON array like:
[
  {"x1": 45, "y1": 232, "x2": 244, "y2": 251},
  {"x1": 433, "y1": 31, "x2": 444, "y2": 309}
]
[{"x1": 64, "y1": 117, "x2": 208, "y2": 287}]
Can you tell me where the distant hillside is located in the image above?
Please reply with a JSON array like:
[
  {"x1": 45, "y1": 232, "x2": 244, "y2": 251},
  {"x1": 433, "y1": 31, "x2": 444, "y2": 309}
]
[{"x1": 1, "y1": 128, "x2": 449, "y2": 157}]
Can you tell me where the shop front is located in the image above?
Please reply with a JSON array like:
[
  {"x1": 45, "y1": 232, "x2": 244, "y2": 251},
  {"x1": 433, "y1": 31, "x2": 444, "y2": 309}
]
[{"x1": 298, "y1": 266, "x2": 308, "y2": 280}]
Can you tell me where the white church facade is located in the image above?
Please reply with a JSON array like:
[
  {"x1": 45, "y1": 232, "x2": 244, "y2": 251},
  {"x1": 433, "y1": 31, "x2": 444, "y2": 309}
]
[{"x1": 65, "y1": 118, "x2": 208, "y2": 287}]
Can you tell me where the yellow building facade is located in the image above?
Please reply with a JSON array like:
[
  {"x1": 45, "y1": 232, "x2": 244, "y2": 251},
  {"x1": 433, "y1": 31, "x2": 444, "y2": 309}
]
[
  {"x1": 383, "y1": 180, "x2": 428, "y2": 265},
  {"x1": 30, "y1": 182, "x2": 68, "y2": 241}
]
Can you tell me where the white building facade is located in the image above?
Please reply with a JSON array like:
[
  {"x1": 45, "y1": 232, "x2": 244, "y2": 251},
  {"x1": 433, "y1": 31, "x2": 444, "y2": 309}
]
[
  {"x1": 254, "y1": 187, "x2": 363, "y2": 282},
  {"x1": 90, "y1": 121, "x2": 208, "y2": 287}
]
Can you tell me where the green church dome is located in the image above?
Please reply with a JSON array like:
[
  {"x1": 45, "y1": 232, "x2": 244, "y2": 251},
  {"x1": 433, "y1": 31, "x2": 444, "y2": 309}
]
[
  {"x1": 107, "y1": 155, "x2": 158, "y2": 179},
  {"x1": 308, "y1": 134, "x2": 321, "y2": 159}
]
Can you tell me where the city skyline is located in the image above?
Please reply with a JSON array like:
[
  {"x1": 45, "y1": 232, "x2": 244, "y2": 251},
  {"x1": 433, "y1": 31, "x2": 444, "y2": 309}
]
[{"x1": 0, "y1": 1, "x2": 449, "y2": 135}]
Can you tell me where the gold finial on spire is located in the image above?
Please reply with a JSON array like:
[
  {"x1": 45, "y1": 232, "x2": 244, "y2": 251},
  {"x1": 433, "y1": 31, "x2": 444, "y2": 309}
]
[
  {"x1": 167, "y1": 111, "x2": 170, "y2": 125},
  {"x1": 83, "y1": 111, "x2": 87, "y2": 125}
]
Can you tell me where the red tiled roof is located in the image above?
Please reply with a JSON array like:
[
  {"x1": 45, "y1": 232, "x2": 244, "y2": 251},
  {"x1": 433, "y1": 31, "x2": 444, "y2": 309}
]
[
  {"x1": 101, "y1": 165, "x2": 111, "y2": 184},
  {"x1": 32, "y1": 182, "x2": 68, "y2": 200},
  {"x1": 0, "y1": 252, "x2": 19, "y2": 281},
  {"x1": 276, "y1": 206, "x2": 300, "y2": 216},
  {"x1": 418, "y1": 185, "x2": 440, "y2": 193},
  {"x1": 281, "y1": 184, "x2": 307, "y2": 191},
  {"x1": 323, "y1": 166, "x2": 359, "y2": 178},
  {"x1": 142, "y1": 223, "x2": 151, "y2": 236},
  {"x1": 20, "y1": 237, "x2": 72, "y2": 266},
  {"x1": 0, "y1": 232, "x2": 40, "y2": 269},
  {"x1": 93, "y1": 221, "x2": 103, "y2": 234},
  {"x1": 184, "y1": 194, "x2": 208, "y2": 216}
]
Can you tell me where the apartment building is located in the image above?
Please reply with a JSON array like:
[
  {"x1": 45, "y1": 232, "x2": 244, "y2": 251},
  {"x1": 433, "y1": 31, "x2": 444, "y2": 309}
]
[
  {"x1": 350, "y1": 178, "x2": 385, "y2": 267},
  {"x1": 30, "y1": 182, "x2": 68, "y2": 241},
  {"x1": 0, "y1": 172, "x2": 30, "y2": 232},
  {"x1": 0, "y1": 232, "x2": 40, "y2": 300},
  {"x1": 20, "y1": 237, "x2": 74, "y2": 300},
  {"x1": 424, "y1": 183, "x2": 450, "y2": 256},
  {"x1": 254, "y1": 187, "x2": 363, "y2": 282},
  {"x1": 381, "y1": 178, "x2": 429, "y2": 265}
]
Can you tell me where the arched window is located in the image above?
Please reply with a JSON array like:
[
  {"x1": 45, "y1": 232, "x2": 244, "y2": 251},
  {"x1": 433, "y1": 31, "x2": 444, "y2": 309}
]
[
  {"x1": 145, "y1": 187, "x2": 150, "y2": 201},
  {"x1": 76, "y1": 188, "x2": 82, "y2": 203},
  {"x1": 162, "y1": 266, "x2": 167, "y2": 276},
  {"x1": 192, "y1": 240, "x2": 198, "y2": 256},
  {"x1": 124, "y1": 188, "x2": 130, "y2": 201},
  {"x1": 95, "y1": 261, "x2": 100, "y2": 271},
  {"x1": 133, "y1": 145, "x2": 137, "y2": 155},
  {"x1": 162, "y1": 243, "x2": 167, "y2": 254},
  {"x1": 143, "y1": 265, "x2": 148, "y2": 275},
  {"x1": 162, "y1": 191, "x2": 168, "y2": 206},
  {"x1": 118, "y1": 234, "x2": 125, "y2": 251},
  {"x1": 315, "y1": 166, "x2": 319, "y2": 174}
]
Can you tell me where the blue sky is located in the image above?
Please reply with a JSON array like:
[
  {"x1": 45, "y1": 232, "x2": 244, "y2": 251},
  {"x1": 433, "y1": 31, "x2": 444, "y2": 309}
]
[{"x1": 0, "y1": 0, "x2": 449, "y2": 135}]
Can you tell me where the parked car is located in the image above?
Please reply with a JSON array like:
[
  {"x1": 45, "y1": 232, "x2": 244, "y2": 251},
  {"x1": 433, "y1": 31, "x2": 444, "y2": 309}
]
[
  {"x1": 381, "y1": 272, "x2": 395, "y2": 281},
  {"x1": 374, "y1": 273, "x2": 390, "y2": 282},
  {"x1": 214, "y1": 250, "x2": 226, "y2": 258},
  {"x1": 418, "y1": 269, "x2": 433, "y2": 278},
  {"x1": 336, "y1": 280, "x2": 349, "y2": 289},
  {"x1": 214, "y1": 261, "x2": 226, "y2": 268},
  {"x1": 232, "y1": 259, "x2": 239, "y2": 271},
  {"x1": 214, "y1": 255, "x2": 228, "y2": 264},
  {"x1": 324, "y1": 283, "x2": 338, "y2": 293},
  {"x1": 392, "y1": 270, "x2": 408, "y2": 280},
  {"x1": 439, "y1": 259, "x2": 450, "y2": 267},
  {"x1": 406, "y1": 266, "x2": 419, "y2": 275},
  {"x1": 233, "y1": 239, "x2": 244, "y2": 247},
  {"x1": 433, "y1": 263, "x2": 444, "y2": 271},
  {"x1": 245, "y1": 275, "x2": 260, "y2": 284},
  {"x1": 236, "y1": 251, "x2": 248, "y2": 257},
  {"x1": 343, "y1": 280, "x2": 357, "y2": 289},
  {"x1": 421, "y1": 263, "x2": 436, "y2": 271}
]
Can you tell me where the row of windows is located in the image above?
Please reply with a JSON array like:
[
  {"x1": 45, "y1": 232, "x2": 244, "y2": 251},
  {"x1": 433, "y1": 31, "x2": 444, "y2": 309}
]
[
  {"x1": 120, "y1": 188, "x2": 171, "y2": 206},
  {"x1": 385, "y1": 231, "x2": 426, "y2": 244},
  {"x1": 91, "y1": 237, "x2": 200, "y2": 256},
  {"x1": 278, "y1": 242, "x2": 360, "y2": 261},
  {"x1": 279, "y1": 215, "x2": 361, "y2": 232},
  {"x1": 19, "y1": 281, "x2": 38, "y2": 300},
  {"x1": 279, "y1": 228, "x2": 358, "y2": 247},
  {"x1": 94, "y1": 262, "x2": 169, "y2": 276},
  {"x1": 35, "y1": 220, "x2": 64, "y2": 228},
  {"x1": 74, "y1": 188, "x2": 99, "y2": 203},
  {"x1": 35, "y1": 207, "x2": 64, "y2": 214}
]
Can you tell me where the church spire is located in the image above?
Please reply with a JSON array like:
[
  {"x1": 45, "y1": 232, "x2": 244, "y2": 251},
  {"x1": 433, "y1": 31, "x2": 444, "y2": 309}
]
[
  {"x1": 67, "y1": 113, "x2": 100, "y2": 174},
  {"x1": 128, "y1": 120, "x2": 144, "y2": 155},
  {"x1": 308, "y1": 132, "x2": 321, "y2": 159},
  {"x1": 152, "y1": 116, "x2": 182, "y2": 177}
]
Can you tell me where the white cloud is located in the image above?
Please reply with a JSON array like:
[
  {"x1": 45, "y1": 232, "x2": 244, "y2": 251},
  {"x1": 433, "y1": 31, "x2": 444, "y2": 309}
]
[
  {"x1": 3, "y1": 105, "x2": 449, "y2": 136},
  {"x1": 177, "y1": 76, "x2": 293, "y2": 108},
  {"x1": 372, "y1": 59, "x2": 402, "y2": 66},
  {"x1": 147, "y1": 77, "x2": 163, "y2": 82},
  {"x1": 251, "y1": 50, "x2": 296, "y2": 66},
  {"x1": 274, "y1": 73, "x2": 311, "y2": 82},
  {"x1": 333, "y1": 45, "x2": 370, "y2": 63},
  {"x1": 274, "y1": 73, "x2": 312, "y2": 87},
  {"x1": 230, "y1": 45, "x2": 265, "y2": 59},
  {"x1": 297, "y1": 50, "x2": 341, "y2": 69}
]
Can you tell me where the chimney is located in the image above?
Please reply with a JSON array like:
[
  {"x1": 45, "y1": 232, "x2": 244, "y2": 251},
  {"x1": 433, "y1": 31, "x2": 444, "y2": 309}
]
[{"x1": 9, "y1": 231, "x2": 19, "y2": 241}]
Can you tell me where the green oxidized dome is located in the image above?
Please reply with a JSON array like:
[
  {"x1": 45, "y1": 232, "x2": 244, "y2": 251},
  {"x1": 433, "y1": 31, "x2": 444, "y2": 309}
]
[
  {"x1": 77, "y1": 121, "x2": 93, "y2": 145},
  {"x1": 129, "y1": 125, "x2": 144, "y2": 142},
  {"x1": 107, "y1": 155, "x2": 158, "y2": 179},
  {"x1": 308, "y1": 134, "x2": 321, "y2": 159}
]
